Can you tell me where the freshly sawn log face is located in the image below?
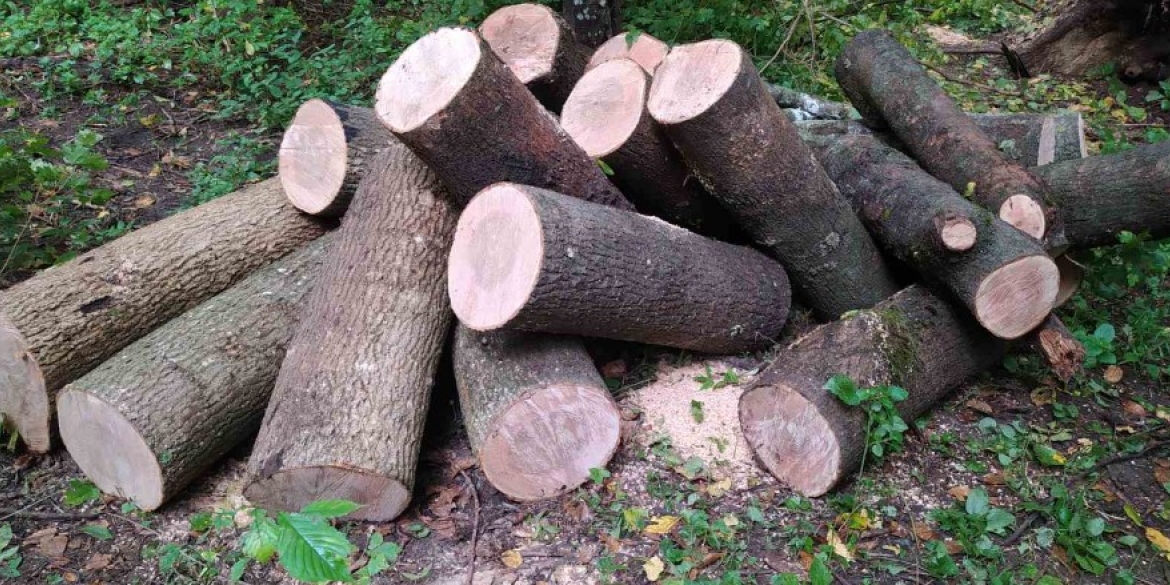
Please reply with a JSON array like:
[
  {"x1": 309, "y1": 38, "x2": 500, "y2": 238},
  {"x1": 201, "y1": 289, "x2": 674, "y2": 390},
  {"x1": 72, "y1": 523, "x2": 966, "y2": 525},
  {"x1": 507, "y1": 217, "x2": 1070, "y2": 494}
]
[
  {"x1": 739, "y1": 286, "x2": 1007, "y2": 497},
  {"x1": 812, "y1": 134, "x2": 1059, "y2": 340},
  {"x1": 455, "y1": 327, "x2": 620, "y2": 501},
  {"x1": 480, "y1": 3, "x2": 590, "y2": 112},
  {"x1": 375, "y1": 27, "x2": 631, "y2": 210},
  {"x1": 586, "y1": 32, "x2": 670, "y2": 74},
  {"x1": 561, "y1": 58, "x2": 731, "y2": 236},
  {"x1": 57, "y1": 235, "x2": 330, "y2": 511},
  {"x1": 279, "y1": 100, "x2": 394, "y2": 217},
  {"x1": 245, "y1": 143, "x2": 457, "y2": 521},
  {"x1": 836, "y1": 30, "x2": 1061, "y2": 245},
  {"x1": 647, "y1": 39, "x2": 899, "y2": 319},
  {"x1": 0, "y1": 178, "x2": 327, "y2": 453},
  {"x1": 448, "y1": 183, "x2": 791, "y2": 354}
]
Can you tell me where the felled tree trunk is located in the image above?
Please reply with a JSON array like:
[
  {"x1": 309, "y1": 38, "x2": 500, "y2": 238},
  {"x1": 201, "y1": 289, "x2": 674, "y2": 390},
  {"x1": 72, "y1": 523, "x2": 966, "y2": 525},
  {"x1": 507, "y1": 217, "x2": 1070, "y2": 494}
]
[
  {"x1": 57, "y1": 235, "x2": 330, "y2": 511},
  {"x1": 587, "y1": 31, "x2": 669, "y2": 73},
  {"x1": 647, "y1": 39, "x2": 899, "y2": 318},
  {"x1": 767, "y1": 85, "x2": 854, "y2": 120},
  {"x1": 245, "y1": 142, "x2": 457, "y2": 522},
  {"x1": 480, "y1": 4, "x2": 590, "y2": 112},
  {"x1": 1013, "y1": 0, "x2": 1170, "y2": 80},
  {"x1": 739, "y1": 286, "x2": 1007, "y2": 497},
  {"x1": 0, "y1": 178, "x2": 327, "y2": 453},
  {"x1": 279, "y1": 100, "x2": 393, "y2": 217},
  {"x1": 376, "y1": 27, "x2": 630, "y2": 210},
  {"x1": 561, "y1": 0, "x2": 621, "y2": 48},
  {"x1": 455, "y1": 328, "x2": 620, "y2": 501}
]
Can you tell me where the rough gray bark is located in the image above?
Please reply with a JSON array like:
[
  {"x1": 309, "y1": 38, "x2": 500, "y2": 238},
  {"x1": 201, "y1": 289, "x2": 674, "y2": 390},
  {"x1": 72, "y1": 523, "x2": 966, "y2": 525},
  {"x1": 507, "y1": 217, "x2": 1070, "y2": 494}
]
[
  {"x1": 561, "y1": 0, "x2": 621, "y2": 48},
  {"x1": 1013, "y1": 0, "x2": 1170, "y2": 79}
]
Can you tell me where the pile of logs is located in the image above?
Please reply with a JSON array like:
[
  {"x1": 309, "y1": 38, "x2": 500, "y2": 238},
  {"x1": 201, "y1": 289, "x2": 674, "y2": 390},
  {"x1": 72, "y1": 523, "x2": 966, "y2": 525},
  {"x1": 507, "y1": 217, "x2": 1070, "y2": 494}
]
[{"x1": 2, "y1": 6, "x2": 1168, "y2": 518}]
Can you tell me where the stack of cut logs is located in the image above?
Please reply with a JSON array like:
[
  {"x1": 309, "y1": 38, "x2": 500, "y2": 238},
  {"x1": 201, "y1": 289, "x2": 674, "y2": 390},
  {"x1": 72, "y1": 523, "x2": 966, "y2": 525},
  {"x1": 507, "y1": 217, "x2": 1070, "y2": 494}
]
[{"x1": 2, "y1": 4, "x2": 1168, "y2": 517}]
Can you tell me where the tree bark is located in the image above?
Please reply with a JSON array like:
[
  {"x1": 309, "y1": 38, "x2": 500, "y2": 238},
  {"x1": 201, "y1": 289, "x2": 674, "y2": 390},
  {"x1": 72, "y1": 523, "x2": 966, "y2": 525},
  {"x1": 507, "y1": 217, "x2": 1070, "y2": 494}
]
[
  {"x1": 647, "y1": 39, "x2": 899, "y2": 319},
  {"x1": 1013, "y1": 0, "x2": 1170, "y2": 79},
  {"x1": 279, "y1": 100, "x2": 394, "y2": 217},
  {"x1": 454, "y1": 327, "x2": 619, "y2": 501},
  {"x1": 375, "y1": 27, "x2": 630, "y2": 210},
  {"x1": 57, "y1": 235, "x2": 330, "y2": 511},
  {"x1": 245, "y1": 142, "x2": 457, "y2": 522},
  {"x1": 586, "y1": 31, "x2": 669, "y2": 74},
  {"x1": 768, "y1": 85, "x2": 855, "y2": 120},
  {"x1": 449, "y1": 183, "x2": 790, "y2": 354},
  {"x1": 561, "y1": 0, "x2": 621, "y2": 49},
  {"x1": 0, "y1": 178, "x2": 327, "y2": 453},
  {"x1": 836, "y1": 30, "x2": 1065, "y2": 249},
  {"x1": 480, "y1": 4, "x2": 590, "y2": 112},
  {"x1": 739, "y1": 285, "x2": 1006, "y2": 497}
]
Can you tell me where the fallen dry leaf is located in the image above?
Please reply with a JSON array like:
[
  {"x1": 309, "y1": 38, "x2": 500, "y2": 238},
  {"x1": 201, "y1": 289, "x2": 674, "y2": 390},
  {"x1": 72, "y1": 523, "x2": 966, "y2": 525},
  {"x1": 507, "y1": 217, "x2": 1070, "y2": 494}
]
[
  {"x1": 1148, "y1": 528, "x2": 1170, "y2": 560},
  {"x1": 84, "y1": 552, "x2": 112, "y2": 571},
  {"x1": 982, "y1": 472, "x2": 1006, "y2": 486},
  {"x1": 148, "y1": 163, "x2": 162, "y2": 177},
  {"x1": 501, "y1": 549, "x2": 523, "y2": 569},
  {"x1": 599, "y1": 532, "x2": 622, "y2": 553},
  {"x1": 706, "y1": 477, "x2": 732, "y2": 498},
  {"x1": 162, "y1": 151, "x2": 193, "y2": 169},
  {"x1": 826, "y1": 527, "x2": 853, "y2": 561},
  {"x1": 944, "y1": 540, "x2": 963, "y2": 555},
  {"x1": 966, "y1": 399, "x2": 994, "y2": 415},
  {"x1": 62, "y1": 572, "x2": 78, "y2": 583},
  {"x1": 1122, "y1": 399, "x2": 1147, "y2": 418},
  {"x1": 1104, "y1": 365, "x2": 1124, "y2": 384},
  {"x1": 1156, "y1": 466, "x2": 1170, "y2": 485},
  {"x1": 644, "y1": 515, "x2": 680, "y2": 536},
  {"x1": 1030, "y1": 387, "x2": 1055, "y2": 406},
  {"x1": 38, "y1": 535, "x2": 69, "y2": 559},
  {"x1": 911, "y1": 520, "x2": 935, "y2": 541},
  {"x1": 133, "y1": 195, "x2": 156, "y2": 209},
  {"x1": 948, "y1": 485, "x2": 970, "y2": 502},
  {"x1": 643, "y1": 556, "x2": 665, "y2": 581}
]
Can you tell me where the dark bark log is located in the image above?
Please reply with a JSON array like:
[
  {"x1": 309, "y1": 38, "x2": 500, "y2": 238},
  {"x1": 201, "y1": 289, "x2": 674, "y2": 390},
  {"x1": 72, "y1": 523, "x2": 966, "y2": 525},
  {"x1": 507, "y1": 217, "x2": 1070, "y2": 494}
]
[
  {"x1": 245, "y1": 142, "x2": 457, "y2": 522},
  {"x1": 454, "y1": 327, "x2": 619, "y2": 500},
  {"x1": 1021, "y1": 314, "x2": 1085, "y2": 383},
  {"x1": 57, "y1": 235, "x2": 330, "y2": 511},
  {"x1": 647, "y1": 39, "x2": 899, "y2": 319},
  {"x1": 561, "y1": 0, "x2": 621, "y2": 49},
  {"x1": 739, "y1": 285, "x2": 1007, "y2": 497},
  {"x1": 376, "y1": 27, "x2": 630, "y2": 210},
  {"x1": 1013, "y1": 0, "x2": 1170, "y2": 79},
  {"x1": 586, "y1": 31, "x2": 669, "y2": 74},
  {"x1": 480, "y1": 4, "x2": 590, "y2": 113},
  {"x1": 448, "y1": 183, "x2": 790, "y2": 354},
  {"x1": 0, "y1": 178, "x2": 328, "y2": 453}
]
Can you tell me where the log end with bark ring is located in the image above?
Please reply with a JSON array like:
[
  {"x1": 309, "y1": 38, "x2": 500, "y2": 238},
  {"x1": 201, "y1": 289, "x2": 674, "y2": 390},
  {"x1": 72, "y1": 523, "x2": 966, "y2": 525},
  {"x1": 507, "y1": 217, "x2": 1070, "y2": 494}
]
[
  {"x1": 278, "y1": 99, "x2": 350, "y2": 216},
  {"x1": 0, "y1": 316, "x2": 49, "y2": 453},
  {"x1": 561, "y1": 58, "x2": 648, "y2": 158},
  {"x1": 244, "y1": 467, "x2": 411, "y2": 522},
  {"x1": 376, "y1": 27, "x2": 482, "y2": 133},
  {"x1": 939, "y1": 216, "x2": 978, "y2": 252},
  {"x1": 973, "y1": 254, "x2": 1059, "y2": 339},
  {"x1": 999, "y1": 194, "x2": 1047, "y2": 240},
  {"x1": 587, "y1": 32, "x2": 670, "y2": 74},
  {"x1": 647, "y1": 39, "x2": 745, "y2": 125},
  {"x1": 479, "y1": 3, "x2": 562, "y2": 84},
  {"x1": 481, "y1": 383, "x2": 621, "y2": 501},
  {"x1": 738, "y1": 382, "x2": 840, "y2": 497}
]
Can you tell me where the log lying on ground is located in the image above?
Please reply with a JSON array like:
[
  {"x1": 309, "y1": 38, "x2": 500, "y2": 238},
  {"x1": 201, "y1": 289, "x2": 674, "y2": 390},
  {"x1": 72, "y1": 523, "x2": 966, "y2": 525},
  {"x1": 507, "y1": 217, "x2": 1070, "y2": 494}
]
[
  {"x1": 739, "y1": 286, "x2": 1007, "y2": 497},
  {"x1": 0, "y1": 178, "x2": 327, "y2": 453},
  {"x1": 376, "y1": 27, "x2": 631, "y2": 210},
  {"x1": 767, "y1": 85, "x2": 854, "y2": 120},
  {"x1": 449, "y1": 183, "x2": 790, "y2": 353},
  {"x1": 58, "y1": 235, "x2": 330, "y2": 511},
  {"x1": 586, "y1": 32, "x2": 670, "y2": 73},
  {"x1": 1022, "y1": 314, "x2": 1085, "y2": 383},
  {"x1": 245, "y1": 143, "x2": 457, "y2": 521},
  {"x1": 561, "y1": 0, "x2": 621, "y2": 48},
  {"x1": 561, "y1": 58, "x2": 731, "y2": 236},
  {"x1": 812, "y1": 134, "x2": 1059, "y2": 339},
  {"x1": 480, "y1": 4, "x2": 589, "y2": 112},
  {"x1": 279, "y1": 100, "x2": 393, "y2": 217},
  {"x1": 836, "y1": 30, "x2": 1064, "y2": 248},
  {"x1": 455, "y1": 328, "x2": 619, "y2": 500},
  {"x1": 647, "y1": 39, "x2": 899, "y2": 319}
]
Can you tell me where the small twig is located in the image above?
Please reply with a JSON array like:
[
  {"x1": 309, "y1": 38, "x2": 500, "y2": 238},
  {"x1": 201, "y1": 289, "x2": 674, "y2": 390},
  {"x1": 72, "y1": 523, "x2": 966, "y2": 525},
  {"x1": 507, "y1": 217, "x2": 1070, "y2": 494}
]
[
  {"x1": 1002, "y1": 511, "x2": 1041, "y2": 546},
  {"x1": 0, "y1": 509, "x2": 100, "y2": 521},
  {"x1": 461, "y1": 470, "x2": 480, "y2": 585}
]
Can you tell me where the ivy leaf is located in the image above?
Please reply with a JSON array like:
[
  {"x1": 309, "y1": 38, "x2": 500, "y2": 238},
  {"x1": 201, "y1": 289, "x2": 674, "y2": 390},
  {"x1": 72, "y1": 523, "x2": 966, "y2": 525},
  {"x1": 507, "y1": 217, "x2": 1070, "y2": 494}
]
[
  {"x1": 825, "y1": 374, "x2": 861, "y2": 406},
  {"x1": 299, "y1": 500, "x2": 362, "y2": 519},
  {"x1": 275, "y1": 512, "x2": 354, "y2": 583}
]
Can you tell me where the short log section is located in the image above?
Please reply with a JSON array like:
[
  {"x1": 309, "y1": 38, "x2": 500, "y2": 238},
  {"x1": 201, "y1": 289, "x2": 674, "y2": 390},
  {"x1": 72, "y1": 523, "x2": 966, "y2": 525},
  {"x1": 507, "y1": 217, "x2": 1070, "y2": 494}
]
[
  {"x1": 480, "y1": 4, "x2": 589, "y2": 112},
  {"x1": 586, "y1": 32, "x2": 670, "y2": 73}
]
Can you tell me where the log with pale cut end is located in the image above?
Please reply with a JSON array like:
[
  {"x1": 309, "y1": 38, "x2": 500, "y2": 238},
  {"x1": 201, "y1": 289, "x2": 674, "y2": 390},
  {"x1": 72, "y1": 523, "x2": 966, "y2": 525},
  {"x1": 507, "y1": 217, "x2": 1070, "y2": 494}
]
[
  {"x1": 586, "y1": 32, "x2": 670, "y2": 73},
  {"x1": 739, "y1": 286, "x2": 1007, "y2": 497},
  {"x1": 480, "y1": 4, "x2": 590, "y2": 112},
  {"x1": 0, "y1": 178, "x2": 327, "y2": 453},
  {"x1": 375, "y1": 27, "x2": 630, "y2": 210},
  {"x1": 279, "y1": 100, "x2": 393, "y2": 217},
  {"x1": 646, "y1": 39, "x2": 898, "y2": 319},
  {"x1": 561, "y1": 0, "x2": 620, "y2": 48},
  {"x1": 812, "y1": 134, "x2": 1059, "y2": 340},
  {"x1": 1034, "y1": 140, "x2": 1170, "y2": 248},
  {"x1": 57, "y1": 235, "x2": 330, "y2": 511},
  {"x1": 455, "y1": 327, "x2": 619, "y2": 500},
  {"x1": 1022, "y1": 314, "x2": 1085, "y2": 383},
  {"x1": 449, "y1": 183, "x2": 790, "y2": 353},
  {"x1": 245, "y1": 142, "x2": 457, "y2": 522},
  {"x1": 561, "y1": 58, "x2": 730, "y2": 236},
  {"x1": 836, "y1": 30, "x2": 1064, "y2": 248}
]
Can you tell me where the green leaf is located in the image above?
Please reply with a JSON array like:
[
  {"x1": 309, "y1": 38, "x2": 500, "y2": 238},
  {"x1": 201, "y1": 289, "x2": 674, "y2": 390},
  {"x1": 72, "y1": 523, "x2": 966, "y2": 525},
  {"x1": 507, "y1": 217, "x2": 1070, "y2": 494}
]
[
  {"x1": 596, "y1": 159, "x2": 614, "y2": 176},
  {"x1": 808, "y1": 555, "x2": 832, "y2": 585},
  {"x1": 965, "y1": 487, "x2": 990, "y2": 516},
  {"x1": 241, "y1": 516, "x2": 279, "y2": 564},
  {"x1": 1032, "y1": 443, "x2": 1067, "y2": 467},
  {"x1": 690, "y1": 400, "x2": 705, "y2": 423},
  {"x1": 0, "y1": 524, "x2": 11, "y2": 549},
  {"x1": 63, "y1": 479, "x2": 101, "y2": 507},
  {"x1": 588, "y1": 467, "x2": 611, "y2": 484},
  {"x1": 825, "y1": 374, "x2": 861, "y2": 406},
  {"x1": 81, "y1": 524, "x2": 113, "y2": 541},
  {"x1": 985, "y1": 509, "x2": 1015, "y2": 535},
  {"x1": 299, "y1": 500, "x2": 362, "y2": 519},
  {"x1": 887, "y1": 385, "x2": 908, "y2": 402},
  {"x1": 1094, "y1": 323, "x2": 1116, "y2": 342},
  {"x1": 230, "y1": 558, "x2": 249, "y2": 582},
  {"x1": 1086, "y1": 516, "x2": 1106, "y2": 537},
  {"x1": 275, "y1": 512, "x2": 354, "y2": 583}
]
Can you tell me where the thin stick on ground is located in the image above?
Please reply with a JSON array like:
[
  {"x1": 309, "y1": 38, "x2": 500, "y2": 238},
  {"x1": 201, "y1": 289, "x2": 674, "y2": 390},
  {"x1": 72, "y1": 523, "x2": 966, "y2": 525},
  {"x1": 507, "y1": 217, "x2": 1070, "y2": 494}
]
[{"x1": 461, "y1": 469, "x2": 480, "y2": 585}]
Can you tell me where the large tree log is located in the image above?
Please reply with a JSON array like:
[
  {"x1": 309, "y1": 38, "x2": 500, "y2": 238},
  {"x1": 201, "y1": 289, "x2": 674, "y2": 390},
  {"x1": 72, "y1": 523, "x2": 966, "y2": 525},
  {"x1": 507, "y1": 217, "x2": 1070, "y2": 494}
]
[
  {"x1": 561, "y1": 58, "x2": 731, "y2": 236},
  {"x1": 647, "y1": 39, "x2": 899, "y2": 319},
  {"x1": 1012, "y1": 0, "x2": 1169, "y2": 79},
  {"x1": 812, "y1": 134, "x2": 1058, "y2": 339},
  {"x1": 0, "y1": 178, "x2": 327, "y2": 453},
  {"x1": 455, "y1": 328, "x2": 619, "y2": 500},
  {"x1": 57, "y1": 235, "x2": 330, "y2": 511},
  {"x1": 739, "y1": 286, "x2": 1006, "y2": 497},
  {"x1": 586, "y1": 31, "x2": 669, "y2": 73},
  {"x1": 375, "y1": 27, "x2": 630, "y2": 210},
  {"x1": 448, "y1": 183, "x2": 790, "y2": 354},
  {"x1": 836, "y1": 30, "x2": 1064, "y2": 248},
  {"x1": 245, "y1": 142, "x2": 457, "y2": 521},
  {"x1": 561, "y1": 0, "x2": 620, "y2": 49},
  {"x1": 480, "y1": 4, "x2": 590, "y2": 112}
]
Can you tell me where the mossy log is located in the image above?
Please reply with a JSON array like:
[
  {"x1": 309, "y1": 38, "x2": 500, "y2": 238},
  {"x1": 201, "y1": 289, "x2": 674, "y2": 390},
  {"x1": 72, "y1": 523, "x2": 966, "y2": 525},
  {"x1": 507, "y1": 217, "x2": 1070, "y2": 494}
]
[{"x1": 480, "y1": 4, "x2": 590, "y2": 112}]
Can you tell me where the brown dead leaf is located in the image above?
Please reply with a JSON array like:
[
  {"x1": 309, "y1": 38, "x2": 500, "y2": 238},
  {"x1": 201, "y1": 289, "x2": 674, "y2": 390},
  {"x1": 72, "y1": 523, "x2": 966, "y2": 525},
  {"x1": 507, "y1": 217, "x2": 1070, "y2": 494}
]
[
  {"x1": 982, "y1": 472, "x2": 1006, "y2": 486},
  {"x1": 38, "y1": 535, "x2": 69, "y2": 559},
  {"x1": 706, "y1": 477, "x2": 732, "y2": 498},
  {"x1": 1122, "y1": 399, "x2": 1147, "y2": 418},
  {"x1": 1053, "y1": 545, "x2": 1070, "y2": 567},
  {"x1": 601, "y1": 359, "x2": 628, "y2": 379},
  {"x1": 62, "y1": 572, "x2": 78, "y2": 583},
  {"x1": 161, "y1": 151, "x2": 193, "y2": 169},
  {"x1": 966, "y1": 399, "x2": 994, "y2": 415},
  {"x1": 911, "y1": 520, "x2": 935, "y2": 541},
  {"x1": 148, "y1": 163, "x2": 162, "y2": 177},
  {"x1": 563, "y1": 499, "x2": 592, "y2": 523},
  {"x1": 84, "y1": 553, "x2": 112, "y2": 572},
  {"x1": 1030, "y1": 387, "x2": 1055, "y2": 406},
  {"x1": 948, "y1": 485, "x2": 970, "y2": 502},
  {"x1": 944, "y1": 540, "x2": 963, "y2": 555},
  {"x1": 501, "y1": 549, "x2": 523, "y2": 569},
  {"x1": 826, "y1": 527, "x2": 853, "y2": 561},
  {"x1": 133, "y1": 195, "x2": 156, "y2": 209},
  {"x1": 1156, "y1": 466, "x2": 1170, "y2": 485},
  {"x1": 599, "y1": 532, "x2": 622, "y2": 553},
  {"x1": 797, "y1": 550, "x2": 814, "y2": 570},
  {"x1": 1104, "y1": 365, "x2": 1124, "y2": 384}
]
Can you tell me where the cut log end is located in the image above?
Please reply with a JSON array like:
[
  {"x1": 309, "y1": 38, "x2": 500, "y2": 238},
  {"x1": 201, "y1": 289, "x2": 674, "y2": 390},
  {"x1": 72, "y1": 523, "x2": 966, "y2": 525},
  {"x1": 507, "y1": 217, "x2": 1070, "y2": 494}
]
[
  {"x1": 279, "y1": 99, "x2": 350, "y2": 215},
  {"x1": 244, "y1": 467, "x2": 411, "y2": 522},
  {"x1": 448, "y1": 183, "x2": 544, "y2": 331},
  {"x1": 57, "y1": 391, "x2": 164, "y2": 510},
  {"x1": 998, "y1": 194, "x2": 1047, "y2": 240},
  {"x1": 738, "y1": 383, "x2": 840, "y2": 497},
  {"x1": 647, "y1": 39, "x2": 745, "y2": 125},
  {"x1": 479, "y1": 4, "x2": 561, "y2": 84},
  {"x1": 480, "y1": 383, "x2": 620, "y2": 501},
  {"x1": 974, "y1": 255, "x2": 1059, "y2": 339},
  {"x1": 0, "y1": 316, "x2": 49, "y2": 453},
  {"x1": 561, "y1": 59, "x2": 648, "y2": 158},
  {"x1": 939, "y1": 216, "x2": 978, "y2": 252},
  {"x1": 587, "y1": 32, "x2": 670, "y2": 74},
  {"x1": 376, "y1": 27, "x2": 482, "y2": 133}
]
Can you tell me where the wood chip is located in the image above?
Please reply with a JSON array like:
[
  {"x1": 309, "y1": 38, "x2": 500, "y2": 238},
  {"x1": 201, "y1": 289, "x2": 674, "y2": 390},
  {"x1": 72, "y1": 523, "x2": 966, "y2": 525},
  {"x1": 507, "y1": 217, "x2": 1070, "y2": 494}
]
[{"x1": 1104, "y1": 365, "x2": 1124, "y2": 384}]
